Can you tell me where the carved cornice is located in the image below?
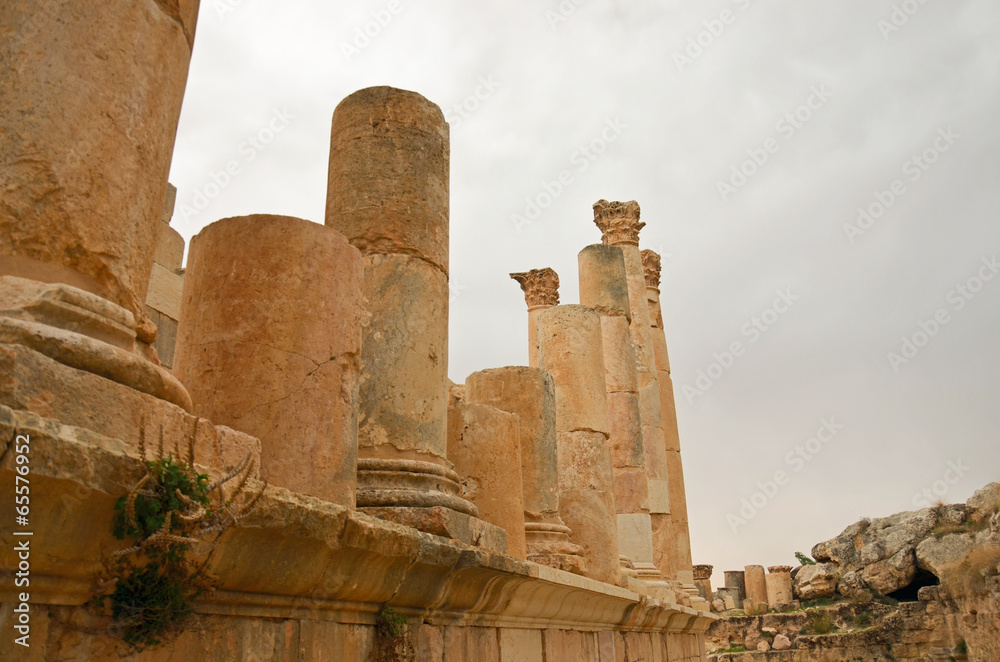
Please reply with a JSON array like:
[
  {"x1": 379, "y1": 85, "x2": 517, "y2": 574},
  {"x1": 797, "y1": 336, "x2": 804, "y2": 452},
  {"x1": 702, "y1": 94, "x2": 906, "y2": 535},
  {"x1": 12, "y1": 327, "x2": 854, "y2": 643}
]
[
  {"x1": 593, "y1": 199, "x2": 644, "y2": 246},
  {"x1": 641, "y1": 249, "x2": 661, "y2": 289},
  {"x1": 510, "y1": 268, "x2": 559, "y2": 309}
]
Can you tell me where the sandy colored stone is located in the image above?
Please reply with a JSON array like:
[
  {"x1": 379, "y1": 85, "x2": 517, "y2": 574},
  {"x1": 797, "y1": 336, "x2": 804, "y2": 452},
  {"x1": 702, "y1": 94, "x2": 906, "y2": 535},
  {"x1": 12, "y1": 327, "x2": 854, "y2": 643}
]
[
  {"x1": 745, "y1": 565, "x2": 768, "y2": 606},
  {"x1": 499, "y1": 628, "x2": 543, "y2": 662},
  {"x1": 510, "y1": 268, "x2": 559, "y2": 368},
  {"x1": 354, "y1": 253, "x2": 449, "y2": 459},
  {"x1": 598, "y1": 316, "x2": 639, "y2": 394},
  {"x1": 0, "y1": 0, "x2": 198, "y2": 321},
  {"x1": 173, "y1": 215, "x2": 362, "y2": 507},
  {"x1": 466, "y1": 367, "x2": 560, "y2": 524},
  {"x1": 326, "y1": 86, "x2": 449, "y2": 275},
  {"x1": 536, "y1": 305, "x2": 610, "y2": 436},
  {"x1": 724, "y1": 570, "x2": 747, "y2": 605},
  {"x1": 652, "y1": 513, "x2": 677, "y2": 580},
  {"x1": 557, "y1": 429, "x2": 621, "y2": 586},
  {"x1": 447, "y1": 402, "x2": 527, "y2": 559},
  {"x1": 543, "y1": 629, "x2": 600, "y2": 662},
  {"x1": 579, "y1": 244, "x2": 631, "y2": 320},
  {"x1": 617, "y1": 513, "x2": 656, "y2": 570},
  {"x1": 607, "y1": 392, "x2": 645, "y2": 470},
  {"x1": 145, "y1": 262, "x2": 183, "y2": 321}
]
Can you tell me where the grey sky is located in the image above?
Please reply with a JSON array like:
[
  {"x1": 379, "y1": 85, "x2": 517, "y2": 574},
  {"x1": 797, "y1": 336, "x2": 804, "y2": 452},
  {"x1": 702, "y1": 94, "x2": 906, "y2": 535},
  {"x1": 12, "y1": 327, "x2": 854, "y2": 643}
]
[{"x1": 168, "y1": 0, "x2": 1000, "y2": 579}]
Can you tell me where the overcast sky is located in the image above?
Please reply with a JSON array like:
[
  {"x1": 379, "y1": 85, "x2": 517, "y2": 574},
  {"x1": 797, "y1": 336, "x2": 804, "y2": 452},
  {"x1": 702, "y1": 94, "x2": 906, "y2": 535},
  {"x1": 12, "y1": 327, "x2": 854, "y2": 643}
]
[{"x1": 168, "y1": 0, "x2": 1000, "y2": 583}]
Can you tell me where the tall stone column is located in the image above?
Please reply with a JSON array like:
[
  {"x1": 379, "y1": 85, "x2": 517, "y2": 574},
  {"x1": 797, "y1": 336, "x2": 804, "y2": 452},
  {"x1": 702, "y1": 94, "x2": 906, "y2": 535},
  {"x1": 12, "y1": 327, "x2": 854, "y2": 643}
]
[
  {"x1": 325, "y1": 87, "x2": 485, "y2": 540},
  {"x1": 0, "y1": 1, "x2": 199, "y2": 409},
  {"x1": 642, "y1": 249, "x2": 697, "y2": 588},
  {"x1": 578, "y1": 244, "x2": 670, "y2": 597},
  {"x1": 466, "y1": 366, "x2": 586, "y2": 574},
  {"x1": 536, "y1": 305, "x2": 621, "y2": 585},
  {"x1": 173, "y1": 215, "x2": 362, "y2": 507},
  {"x1": 510, "y1": 268, "x2": 559, "y2": 368},
  {"x1": 592, "y1": 201, "x2": 695, "y2": 601}
]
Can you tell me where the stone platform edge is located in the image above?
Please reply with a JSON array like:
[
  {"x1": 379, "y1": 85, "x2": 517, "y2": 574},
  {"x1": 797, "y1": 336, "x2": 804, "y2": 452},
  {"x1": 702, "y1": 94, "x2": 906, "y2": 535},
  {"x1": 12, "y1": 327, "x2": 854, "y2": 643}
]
[{"x1": 0, "y1": 404, "x2": 716, "y2": 635}]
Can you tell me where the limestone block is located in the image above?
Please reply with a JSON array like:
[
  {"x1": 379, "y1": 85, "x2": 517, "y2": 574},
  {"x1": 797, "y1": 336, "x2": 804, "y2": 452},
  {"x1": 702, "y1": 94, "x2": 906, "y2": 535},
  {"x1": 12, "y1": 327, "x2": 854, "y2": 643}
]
[
  {"x1": 499, "y1": 629, "x2": 543, "y2": 662},
  {"x1": 723, "y1": 570, "x2": 747, "y2": 604},
  {"x1": 145, "y1": 262, "x2": 183, "y2": 321},
  {"x1": 599, "y1": 316, "x2": 639, "y2": 394},
  {"x1": 617, "y1": 513, "x2": 656, "y2": 567},
  {"x1": 447, "y1": 402, "x2": 527, "y2": 559},
  {"x1": 443, "y1": 626, "x2": 500, "y2": 662},
  {"x1": 0, "y1": 0, "x2": 199, "y2": 320},
  {"x1": 765, "y1": 567, "x2": 793, "y2": 608},
  {"x1": 536, "y1": 305, "x2": 610, "y2": 436},
  {"x1": 607, "y1": 392, "x2": 645, "y2": 469},
  {"x1": 557, "y1": 429, "x2": 621, "y2": 585},
  {"x1": 326, "y1": 86, "x2": 450, "y2": 274},
  {"x1": 613, "y1": 467, "x2": 650, "y2": 514},
  {"x1": 543, "y1": 629, "x2": 600, "y2": 662},
  {"x1": 744, "y1": 565, "x2": 768, "y2": 606},
  {"x1": 578, "y1": 244, "x2": 631, "y2": 321},
  {"x1": 145, "y1": 307, "x2": 178, "y2": 369},
  {"x1": 153, "y1": 220, "x2": 185, "y2": 272},
  {"x1": 173, "y1": 215, "x2": 362, "y2": 507},
  {"x1": 466, "y1": 367, "x2": 559, "y2": 523},
  {"x1": 354, "y1": 253, "x2": 449, "y2": 459}
]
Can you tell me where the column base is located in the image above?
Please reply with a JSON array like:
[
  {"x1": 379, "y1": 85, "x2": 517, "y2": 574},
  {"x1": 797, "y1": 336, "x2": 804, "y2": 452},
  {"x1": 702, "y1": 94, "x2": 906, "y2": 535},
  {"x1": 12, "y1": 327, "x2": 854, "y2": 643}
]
[
  {"x1": 524, "y1": 521, "x2": 587, "y2": 575},
  {"x1": 0, "y1": 276, "x2": 191, "y2": 410},
  {"x1": 357, "y1": 457, "x2": 508, "y2": 553}
]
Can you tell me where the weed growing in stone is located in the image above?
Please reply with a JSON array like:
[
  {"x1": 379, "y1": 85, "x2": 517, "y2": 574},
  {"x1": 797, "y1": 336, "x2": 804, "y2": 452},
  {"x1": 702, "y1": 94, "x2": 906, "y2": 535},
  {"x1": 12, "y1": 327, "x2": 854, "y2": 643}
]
[{"x1": 92, "y1": 419, "x2": 265, "y2": 648}]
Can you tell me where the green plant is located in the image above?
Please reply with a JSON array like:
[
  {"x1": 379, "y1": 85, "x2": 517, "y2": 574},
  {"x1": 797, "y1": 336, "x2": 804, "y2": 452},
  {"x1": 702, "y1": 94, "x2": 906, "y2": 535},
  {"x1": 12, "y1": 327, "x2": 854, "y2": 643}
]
[
  {"x1": 795, "y1": 552, "x2": 816, "y2": 566},
  {"x1": 372, "y1": 606, "x2": 413, "y2": 662},
  {"x1": 956, "y1": 638, "x2": 968, "y2": 655},
  {"x1": 715, "y1": 644, "x2": 747, "y2": 654},
  {"x1": 806, "y1": 610, "x2": 836, "y2": 635},
  {"x1": 94, "y1": 420, "x2": 264, "y2": 648}
]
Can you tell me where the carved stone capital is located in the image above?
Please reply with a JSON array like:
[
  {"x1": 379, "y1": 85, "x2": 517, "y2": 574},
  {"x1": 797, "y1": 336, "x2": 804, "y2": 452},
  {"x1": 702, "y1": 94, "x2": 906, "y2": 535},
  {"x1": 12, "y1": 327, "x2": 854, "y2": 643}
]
[
  {"x1": 641, "y1": 249, "x2": 661, "y2": 289},
  {"x1": 510, "y1": 268, "x2": 559, "y2": 309},
  {"x1": 593, "y1": 199, "x2": 644, "y2": 246}
]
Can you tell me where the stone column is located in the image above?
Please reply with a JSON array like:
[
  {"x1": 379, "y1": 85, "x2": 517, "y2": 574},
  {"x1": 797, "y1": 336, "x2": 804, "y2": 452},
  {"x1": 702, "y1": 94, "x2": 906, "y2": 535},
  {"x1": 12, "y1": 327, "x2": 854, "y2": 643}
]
[
  {"x1": 536, "y1": 304, "x2": 620, "y2": 585},
  {"x1": 325, "y1": 87, "x2": 481, "y2": 534},
  {"x1": 173, "y1": 215, "x2": 362, "y2": 507},
  {"x1": 510, "y1": 268, "x2": 559, "y2": 368},
  {"x1": 466, "y1": 367, "x2": 586, "y2": 574},
  {"x1": 724, "y1": 570, "x2": 747, "y2": 606},
  {"x1": 447, "y1": 402, "x2": 526, "y2": 558},
  {"x1": 642, "y1": 249, "x2": 697, "y2": 585},
  {"x1": 145, "y1": 184, "x2": 184, "y2": 369},
  {"x1": 692, "y1": 564, "x2": 714, "y2": 601},
  {"x1": 593, "y1": 201, "x2": 699, "y2": 602},
  {"x1": 578, "y1": 244, "x2": 670, "y2": 597},
  {"x1": 766, "y1": 566, "x2": 794, "y2": 609},
  {"x1": 0, "y1": 1, "x2": 198, "y2": 409},
  {"x1": 744, "y1": 565, "x2": 768, "y2": 609}
]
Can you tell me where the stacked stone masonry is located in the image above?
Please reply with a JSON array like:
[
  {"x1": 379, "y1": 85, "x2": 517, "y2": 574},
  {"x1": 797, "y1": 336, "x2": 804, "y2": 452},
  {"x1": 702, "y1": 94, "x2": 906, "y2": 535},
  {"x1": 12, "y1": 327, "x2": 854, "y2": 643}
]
[{"x1": 0, "y1": 4, "x2": 712, "y2": 659}]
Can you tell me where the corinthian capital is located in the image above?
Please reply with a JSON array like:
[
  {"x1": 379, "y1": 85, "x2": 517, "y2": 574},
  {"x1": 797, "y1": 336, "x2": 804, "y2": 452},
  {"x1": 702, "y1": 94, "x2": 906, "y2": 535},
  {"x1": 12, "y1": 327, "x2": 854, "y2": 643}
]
[
  {"x1": 510, "y1": 268, "x2": 559, "y2": 309},
  {"x1": 641, "y1": 249, "x2": 661, "y2": 289},
  {"x1": 593, "y1": 199, "x2": 644, "y2": 246}
]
